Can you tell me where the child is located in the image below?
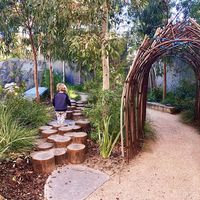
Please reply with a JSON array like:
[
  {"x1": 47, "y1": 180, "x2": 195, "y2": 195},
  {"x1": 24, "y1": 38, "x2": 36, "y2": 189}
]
[{"x1": 53, "y1": 83, "x2": 71, "y2": 125}]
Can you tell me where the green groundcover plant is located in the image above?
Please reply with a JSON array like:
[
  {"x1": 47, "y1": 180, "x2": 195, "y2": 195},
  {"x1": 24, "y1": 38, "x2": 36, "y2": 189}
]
[{"x1": 0, "y1": 95, "x2": 51, "y2": 159}]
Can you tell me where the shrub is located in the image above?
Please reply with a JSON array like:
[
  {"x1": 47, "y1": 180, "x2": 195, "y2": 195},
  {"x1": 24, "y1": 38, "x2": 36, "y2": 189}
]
[
  {"x1": 4, "y1": 96, "x2": 51, "y2": 128},
  {"x1": 84, "y1": 88, "x2": 121, "y2": 157},
  {"x1": 148, "y1": 87, "x2": 163, "y2": 102},
  {"x1": 41, "y1": 68, "x2": 62, "y2": 92},
  {"x1": 0, "y1": 104, "x2": 36, "y2": 158},
  {"x1": 144, "y1": 120, "x2": 156, "y2": 141},
  {"x1": 68, "y1": 88, "x2": 81, "y2": 101},
  {"x1": 181, "y1": 108, "x2": 195, "y2": 124},
  {"x1": 161, "y1": 91, "x2": 177, "y2": 106}
]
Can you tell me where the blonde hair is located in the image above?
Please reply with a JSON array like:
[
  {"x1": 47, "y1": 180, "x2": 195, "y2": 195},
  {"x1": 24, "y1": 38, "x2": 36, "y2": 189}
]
[{"x1": 56, "y1": 83, "x2": 68, "y2": 93}]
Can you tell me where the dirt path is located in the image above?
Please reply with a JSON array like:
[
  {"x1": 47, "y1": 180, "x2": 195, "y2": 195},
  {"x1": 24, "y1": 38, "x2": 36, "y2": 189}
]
[{"x1": 87, "y1": 109, "x2": 200, "y2": 200}]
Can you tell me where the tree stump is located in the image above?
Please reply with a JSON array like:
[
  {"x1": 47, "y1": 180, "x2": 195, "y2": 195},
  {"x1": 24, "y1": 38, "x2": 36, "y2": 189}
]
[
  {"x1": 69, "y1": 106, "x2": 76, "y2": 110},
  {"x1": 73, "y1": 109, "x2": 82, "y2": 113},
  {"x1": 41, "y1": 129, "x2": 58, "y2": 138},
  {"x1": 48, "y1": 120, "x2": 69, "y2": 126},
  {"x1": 70, "y1": 99, "x2": 76, "y2": 104},
  {"x1": 71, "y1": 125, "x2": 82, "y2": 131},
  {"x1": 72, "y1": 113, "x2": 83, "y2": 120},
  {"x1": 52, "y1": 148, "x2": 67, "y2": 165},
  {"x1": 52, "y1": 124, "x2": 65, "y2": 130},
  {"x1": 64, "y1": 132, "x2": 75, "y2": 138},
  {"x1": 35, "y1": 138, "x2": 46, "y2": 146},
  {"x1": 76, "y1": 104, "x2": 85, "y2": 108},
  {"x1": 77, "y1": 107, "x2": 85, "y2": 111},
  {"x1": 39, "y1": 126, "x2": 53, "y2": 133},
  {"x1": 47, "y1": 121, "x2": 58, "y2": 126},
  {"x1": 76, "y1": 101, "x2": 85, "y2": 104},
  {"x1": 67, "y1": 144, "x2": 86, "y2": 164},
  {"x1": 31, "y1": 151, "x2": 55, "y2": 173},
  {"x1": 58, "y1": 126, "x2": 74, "y2": 135},
  {"x1": 66, "y1": 111, "x2": 73, "y2": 119},
  {"x1": 37, "y1": 142, "x2": 54, "y2": 151},
  {"x1": 71, "y1": 102, "x2": 77, "y2": 106},
  {"x1": 47, "y1": 134, "x2": 62, "y2": 143},
  {"x1": 54, "y1": 136, "x2": 72, "y2": 148},
  {"x1": 75, "y1": 120, "x2": 90, "y2": 132},
  {"x1": 72, "y1": 132, "x2": 87, "y2": 144}
]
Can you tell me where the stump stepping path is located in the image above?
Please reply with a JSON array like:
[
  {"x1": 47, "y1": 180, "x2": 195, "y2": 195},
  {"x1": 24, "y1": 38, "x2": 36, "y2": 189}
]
[{"x1": 31, "y1": 100, "x2": 91, "y2": 174}]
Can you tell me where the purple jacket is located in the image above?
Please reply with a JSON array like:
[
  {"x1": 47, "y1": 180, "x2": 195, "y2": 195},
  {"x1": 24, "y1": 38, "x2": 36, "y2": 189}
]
[{"x1": 53, "y1": 92, "x2": 71, "y2": 111}]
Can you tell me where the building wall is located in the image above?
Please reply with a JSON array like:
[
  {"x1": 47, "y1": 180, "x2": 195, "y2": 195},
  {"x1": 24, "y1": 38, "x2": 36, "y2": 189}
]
[
  {"x1": 152, "y1": 58, "x2": 195, "y2": 91},
  {"x1": 0, "y1": 58, "x2": 83, "y2": 89}
]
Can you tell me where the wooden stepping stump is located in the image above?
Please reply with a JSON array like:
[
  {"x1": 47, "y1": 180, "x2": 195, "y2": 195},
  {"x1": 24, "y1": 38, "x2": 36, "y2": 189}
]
[
  {"x1": 66, "y1": 111, "x2": 73, "y2": 119},
  {"x1": 47, "y1": 121, "x2": 57, "y2": 126},
  {"x1": 42, "y1": 129, "x2": 58, "y2": 138},
  {"x1": 47, "y1": 134, "x2": 61, "y2": 143},
  {"x1": 58, "y1": 126, "x2": 74, "y2": 135},
  {"x1": 77, "y1": 107, "x2": 85, "y2": 111},
  {"x1": 72, "y1": 113, "x2": 83, "y2": 120},
  {"x1": 74, "y1": 107, "x2": 82, "y2": 110},
  {"x1": 76, "y1": 104, "x2": 85, "y2": 107},
  {"x1": 73, "y1": 132, "x2": 87, "y2": 144},
  {"x1": 35, "y1": 138, "x2": 46, "y2": 146},
  {"x1": 76, "y1": 101, "x2": 85, "y2": 104},
  {"x1": 31, "y1": 151, "x2": 55, "y2": 173},
  {"x1": 71, "y1": 125, "x2": 82, "y2": 132},
  {"x1": 54, "y1": 136, "x2": 72, "y2": 148},
  {"x1": 37, "y1": 142, "x2": 54, "y2": 151},
  {"x1": 39, "y1": 126, "x2": 52, "y2": 133},
  {"x1": 52, "y1": 148, "x2": 67, "y2": 165},
  {"x1": 70, "y1": 99, "x2": 76, "y2": 104},
  {"x1": 71, "y1": 102, "x2": 77, "y2": 106},
  {"x1": 67, "y1": 144, "x2": 86, "y2": 164},
  {"x1": 52, "y1": 124, "x2": 65, "y2": 130},
  {"x1": 63, "y1": 132, "x2": 75, "y2": 138},
  {"x1": 75, "y1": 120, "x2": 90, "y2": 129},
  {"x1": 73, "y1": 109, "x2": 82, "y2": 113},
  {"x1": 69, "y1": 106, "x2": 76, "y2": 110}
]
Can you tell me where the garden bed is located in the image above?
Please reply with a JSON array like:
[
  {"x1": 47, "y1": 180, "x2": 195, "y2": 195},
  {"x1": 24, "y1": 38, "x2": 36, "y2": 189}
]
[{"x1": 0, "y1": 140, "x2": 124, "y2": 200}]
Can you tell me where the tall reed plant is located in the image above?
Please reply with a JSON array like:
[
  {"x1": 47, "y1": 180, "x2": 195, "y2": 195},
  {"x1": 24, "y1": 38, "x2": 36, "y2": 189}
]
[
  {"x1": 98, "y1": 116, "x2": 120, "y2": 158},
  {"x1": 0, "y1": 104, "x2": 36, "y2": 158}
]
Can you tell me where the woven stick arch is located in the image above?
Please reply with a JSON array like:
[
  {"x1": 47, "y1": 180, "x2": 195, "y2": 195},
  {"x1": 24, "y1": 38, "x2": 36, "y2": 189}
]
[{"x1": 121, "y1": 18, "x2": 200, "y2": 160}]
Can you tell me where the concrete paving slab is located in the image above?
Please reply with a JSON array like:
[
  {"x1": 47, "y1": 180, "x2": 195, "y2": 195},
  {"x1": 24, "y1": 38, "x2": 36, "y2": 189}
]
[{"x1": 44, "y1": 165, "x2": 110, "y2": 200}]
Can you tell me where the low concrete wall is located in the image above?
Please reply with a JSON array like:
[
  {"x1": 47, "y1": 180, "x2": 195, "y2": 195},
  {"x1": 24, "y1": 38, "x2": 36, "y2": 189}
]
[{"x1": 147, "y1": 102, "x2": 179, "y2": 114}]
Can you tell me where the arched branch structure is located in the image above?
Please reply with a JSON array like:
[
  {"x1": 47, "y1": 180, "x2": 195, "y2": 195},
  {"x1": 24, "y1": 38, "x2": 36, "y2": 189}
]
[{"x1": 121, "y1": 18, "x2": 200, "y2": 161}]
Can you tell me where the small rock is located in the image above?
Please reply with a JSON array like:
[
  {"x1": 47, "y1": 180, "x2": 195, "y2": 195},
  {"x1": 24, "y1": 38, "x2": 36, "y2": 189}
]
[{"x1": 15, "y1": 157, "x2": 23, "y2": 165}]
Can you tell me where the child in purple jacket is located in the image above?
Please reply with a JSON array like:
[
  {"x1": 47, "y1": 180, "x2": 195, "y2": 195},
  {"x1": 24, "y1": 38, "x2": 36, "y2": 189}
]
[{"x1": 53, "y1": 83, "x2": 71, "y2": 125}]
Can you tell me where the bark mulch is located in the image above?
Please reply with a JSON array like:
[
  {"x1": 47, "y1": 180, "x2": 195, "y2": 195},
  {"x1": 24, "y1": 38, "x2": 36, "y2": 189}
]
[
  {"x1": 0, "y1": 156, "x2": 48, "y2": 200},
  {"x1": 0, "y1": 140, "x2": 125, "y2": 200}
]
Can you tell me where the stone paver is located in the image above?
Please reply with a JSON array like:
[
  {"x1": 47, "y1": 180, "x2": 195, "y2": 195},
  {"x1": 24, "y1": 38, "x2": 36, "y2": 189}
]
[{"x1": 44, "y1": 165, "x2": 109, "y2": 200}]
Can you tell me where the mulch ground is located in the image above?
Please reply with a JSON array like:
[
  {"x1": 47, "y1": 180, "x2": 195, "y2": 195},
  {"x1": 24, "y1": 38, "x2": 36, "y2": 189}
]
[
  {"x1": 0, "y1": 156, "x2": 48, "y2": 200},
  {"x1": 0, "y1": 140, "x2": 125, "y2": 200}
]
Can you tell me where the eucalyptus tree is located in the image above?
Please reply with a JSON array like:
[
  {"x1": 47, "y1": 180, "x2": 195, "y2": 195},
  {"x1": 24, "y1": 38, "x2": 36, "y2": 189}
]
[
  {"x1": 65, "y1": 0, "x2": 148, "y2": 90},
  {"x1": 0, "y1": 0, "x2": 59, "y2": 102},
  {"x1": 179, "y1": 0, "x2": 200, "y2": 23},
  {"x1": 38, "y1": 0, "x2": 73, "y2": 101}
]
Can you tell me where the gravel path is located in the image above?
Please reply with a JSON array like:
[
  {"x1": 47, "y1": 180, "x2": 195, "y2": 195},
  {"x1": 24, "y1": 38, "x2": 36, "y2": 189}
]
[{"x1": 87, "y1": 109, "x2": 200, "y2": 200}]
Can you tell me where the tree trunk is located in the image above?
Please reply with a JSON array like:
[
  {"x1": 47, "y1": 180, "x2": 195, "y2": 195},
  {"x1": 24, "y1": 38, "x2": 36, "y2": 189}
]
[
  {"x1": 163, "y1": 62, "x2": 167, "y2": 100},
  {"x1": 29, "y1": 30, "x2": 40, "y2": 102},
  {"x1": 49, "y1": 56, "x2": 54, "y2": 102},
  {"x1": 102, "y1": 1, "x2": 109, "y2": 90},
  {"x1": 62, "y1": 61, "x2": 65, "y2": 83}
]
